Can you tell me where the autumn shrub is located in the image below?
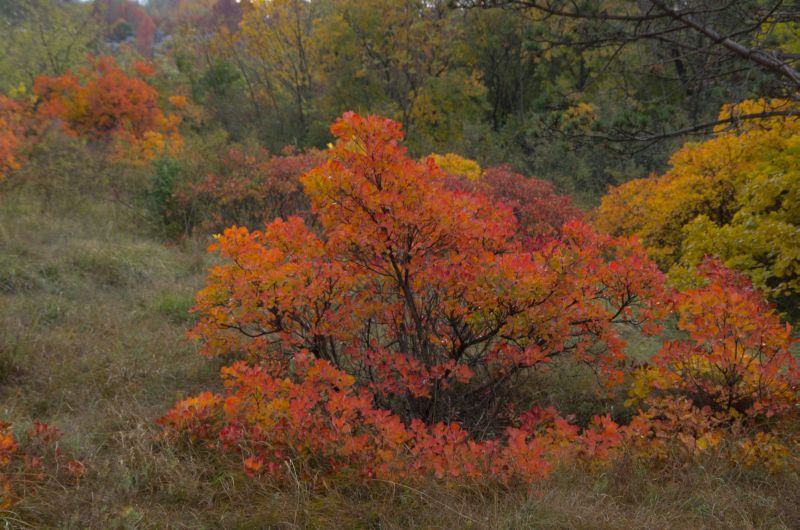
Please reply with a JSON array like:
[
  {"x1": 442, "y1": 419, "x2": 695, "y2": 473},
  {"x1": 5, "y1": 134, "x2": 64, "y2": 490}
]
[
  {"x1": 0, "y1": 96, "x2": 26, "y2": 181},
  {"x1": 160, "y1": 356, "x2": 626, "y2": 482},
  {"x1": 33, "y1": 56, "x2": 183, "y2": 166},
  {"x1": 170, "y1": 146, "x2": 323, "y2": 235},
  {"x1": 160, "y1": 112, "x2": 671, "y2": 482},
  {"x1": 595, "y1": 99, "x2": 800, "y2": 313},
  {"x1": 437, "y1": 158, "x2": 583, "y2": 247},
  {"x1": 624, "y1": 259, "x2": 799, "y2": 468},
  {"x1": 1, "y1": 58, "x2": 180, "y2": 211}
]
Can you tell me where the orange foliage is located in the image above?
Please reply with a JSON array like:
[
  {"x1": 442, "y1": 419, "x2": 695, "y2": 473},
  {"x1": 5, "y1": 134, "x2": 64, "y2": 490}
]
[
  {"x1": 33, "y1": 56, "x2": 182, "y2": 164},
  {"x1": 160, "y1": 353, "x2": 630, "y2": 482},
  {"x1": 624, "y1": 259, "x2": 799, "y2": 467},
  {"x1": 0, "y1": 96, "x2": 26, "y2": 180},
  {"x1": 162, "y1": 113, "x2": 674, "y2": 483},
  {"x1": 0, "y1": 422, "x2": 17, "y2": 509},
  {"x1": 0, "y1": 421, "x2": 85, "y2": 509}
]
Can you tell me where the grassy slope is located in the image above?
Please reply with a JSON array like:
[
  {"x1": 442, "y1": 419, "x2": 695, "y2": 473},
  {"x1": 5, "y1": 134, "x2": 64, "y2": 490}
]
[{"x1": 0, "y1": 191, "x2": 798, "y2": 529}]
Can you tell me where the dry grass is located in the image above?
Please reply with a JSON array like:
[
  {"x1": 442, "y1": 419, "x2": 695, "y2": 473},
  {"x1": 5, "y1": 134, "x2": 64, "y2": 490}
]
[{"x1": 0, "y1": 189, "x2": 798, "y2": 529}]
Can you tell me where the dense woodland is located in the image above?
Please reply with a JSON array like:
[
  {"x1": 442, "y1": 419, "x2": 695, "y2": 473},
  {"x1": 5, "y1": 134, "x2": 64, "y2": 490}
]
[{"x1": 0, "y1": 0, "x2": 799, "y2": 527}]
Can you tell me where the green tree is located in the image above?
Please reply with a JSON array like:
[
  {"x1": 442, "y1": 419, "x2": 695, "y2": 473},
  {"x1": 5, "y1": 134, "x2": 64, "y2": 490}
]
[{"x1": 0, "y1": 0, "x2": 101, "y2": 91}]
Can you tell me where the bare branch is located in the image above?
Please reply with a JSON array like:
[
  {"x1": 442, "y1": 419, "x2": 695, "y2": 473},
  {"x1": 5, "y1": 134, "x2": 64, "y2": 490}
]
[{"x1": 649, "y1": 0, "x2": 800, "y2": 90}]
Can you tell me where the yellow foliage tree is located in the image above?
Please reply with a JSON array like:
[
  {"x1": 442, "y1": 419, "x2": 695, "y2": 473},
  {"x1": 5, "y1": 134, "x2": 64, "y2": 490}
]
[
  {"x1": 595, "y1": 99, "x2": 800, "y2": 309},
  {"x1": 428, "y1": 153, "x2": 481, "y2": 181}
]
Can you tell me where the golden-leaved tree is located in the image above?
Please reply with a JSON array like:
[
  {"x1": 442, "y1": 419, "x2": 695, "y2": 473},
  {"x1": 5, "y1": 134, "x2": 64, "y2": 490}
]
[{"x1": 595, "y1": 99, "x2": 800, "y2": 311}]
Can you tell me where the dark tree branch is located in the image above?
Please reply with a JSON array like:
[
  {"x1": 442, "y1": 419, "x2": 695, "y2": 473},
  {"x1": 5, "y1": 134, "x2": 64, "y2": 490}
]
[
  {"x1": 567, "y1": 109, "x2": 799, "y2": 147},
  {"x1": 649, "y1": 0, "x2": 800, "y2": 90}
]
